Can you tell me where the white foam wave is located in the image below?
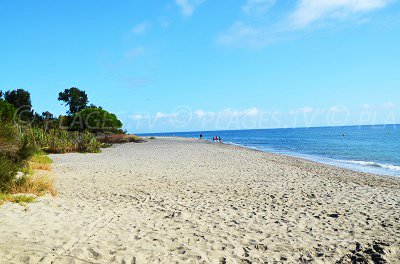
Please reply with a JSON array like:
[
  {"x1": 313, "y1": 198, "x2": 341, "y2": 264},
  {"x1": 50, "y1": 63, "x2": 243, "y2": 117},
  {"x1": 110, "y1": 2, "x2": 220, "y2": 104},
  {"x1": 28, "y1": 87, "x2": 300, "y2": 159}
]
[{"x1": 344, "y1": 160, "x2": 400, "y2": 171}]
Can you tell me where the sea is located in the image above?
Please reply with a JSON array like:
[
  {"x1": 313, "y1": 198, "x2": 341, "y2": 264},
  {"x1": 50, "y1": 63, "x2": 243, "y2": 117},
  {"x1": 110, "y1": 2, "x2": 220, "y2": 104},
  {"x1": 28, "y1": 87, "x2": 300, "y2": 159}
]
[{"x1": 139, "y1": 125, "x2": 400, "y2": 177}]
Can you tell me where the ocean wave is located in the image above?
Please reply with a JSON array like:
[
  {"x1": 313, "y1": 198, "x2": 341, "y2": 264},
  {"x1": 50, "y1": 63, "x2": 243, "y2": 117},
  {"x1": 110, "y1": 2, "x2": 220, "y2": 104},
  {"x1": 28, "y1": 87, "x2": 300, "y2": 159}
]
[{"x1": 344, "y1": 160, "x2": 400, "y2": 171}]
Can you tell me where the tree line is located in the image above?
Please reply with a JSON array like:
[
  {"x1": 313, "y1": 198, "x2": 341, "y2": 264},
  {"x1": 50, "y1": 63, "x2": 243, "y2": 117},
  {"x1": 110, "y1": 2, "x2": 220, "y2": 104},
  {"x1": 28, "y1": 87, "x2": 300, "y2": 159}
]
[
  {"x1": 1, "y1": 86, "x2": 123, "y2": 193},
  {"x1": 0, "y1": 87, "x2": 123, "y2": 134}
]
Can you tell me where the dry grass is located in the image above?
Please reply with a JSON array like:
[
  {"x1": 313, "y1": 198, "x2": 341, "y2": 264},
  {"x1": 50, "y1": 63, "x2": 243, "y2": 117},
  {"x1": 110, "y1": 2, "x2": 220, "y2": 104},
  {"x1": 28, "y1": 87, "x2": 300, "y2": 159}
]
[
  {"x1": 29, "y1": 162, "x2": 51, "y2": 171},
  {"x1": 0, "y1": 153, "x2": 57, "y2": 206},
  {"x1": 13, "y1": 153, "x2": 57, "y2": 196},
  {"x1": 9, "y1": 172, "x2": 57, "y2": 197}
]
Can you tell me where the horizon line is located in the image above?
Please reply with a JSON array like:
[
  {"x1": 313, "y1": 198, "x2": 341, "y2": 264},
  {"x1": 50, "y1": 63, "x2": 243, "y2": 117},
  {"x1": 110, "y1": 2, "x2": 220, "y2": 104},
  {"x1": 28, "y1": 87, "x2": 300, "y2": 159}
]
[{"x1": 136, "y1": 123, "x2": 400, "y2": 135}]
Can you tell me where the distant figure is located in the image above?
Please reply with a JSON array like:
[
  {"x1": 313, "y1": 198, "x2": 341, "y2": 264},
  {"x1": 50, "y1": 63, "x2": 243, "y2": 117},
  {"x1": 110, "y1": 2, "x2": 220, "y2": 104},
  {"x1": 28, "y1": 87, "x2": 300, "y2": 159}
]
[
  {"x1": 218, "y1": 137, "x2": 222, "y2": 143},
  {"x1": 199, "y1": 134, "x2": 203, "y2": 139}
]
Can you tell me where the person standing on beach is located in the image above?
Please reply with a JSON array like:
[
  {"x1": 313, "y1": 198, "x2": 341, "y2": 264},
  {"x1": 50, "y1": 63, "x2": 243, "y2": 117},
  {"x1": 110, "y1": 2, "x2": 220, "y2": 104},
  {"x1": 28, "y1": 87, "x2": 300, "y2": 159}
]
[{"x1": 199, "y1": 134, "x2": 203, "y2": 140}]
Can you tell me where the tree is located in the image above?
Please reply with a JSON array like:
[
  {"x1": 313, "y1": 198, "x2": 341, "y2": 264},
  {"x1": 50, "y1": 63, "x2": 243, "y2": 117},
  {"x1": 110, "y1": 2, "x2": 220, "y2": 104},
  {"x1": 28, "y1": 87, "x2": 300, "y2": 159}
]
[
  {"x1": 42, "y1": 111, "x2": 54, "y2": 120},
  {"x1": 4, "y1": 89, "x2": 33, "y2": 122},
  {"x1": 58, "y1": 87, "x2": 89, "y2": 115},
  {"x1": 70, "y1": 107, "x2": 123, "y2": 133}
]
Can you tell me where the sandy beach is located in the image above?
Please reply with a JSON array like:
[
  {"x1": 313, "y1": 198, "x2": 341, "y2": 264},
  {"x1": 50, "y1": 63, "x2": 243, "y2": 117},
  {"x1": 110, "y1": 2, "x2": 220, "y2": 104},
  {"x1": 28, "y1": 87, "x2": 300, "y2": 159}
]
[{"x1": 0, "y1": 137, "x2": 399, "y2": 263}]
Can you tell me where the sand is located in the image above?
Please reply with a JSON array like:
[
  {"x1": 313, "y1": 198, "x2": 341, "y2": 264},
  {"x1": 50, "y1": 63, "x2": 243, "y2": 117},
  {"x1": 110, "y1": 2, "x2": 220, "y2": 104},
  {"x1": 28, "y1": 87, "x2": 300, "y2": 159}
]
[{"x1": 0, "y1": 137, "x2": 399, "y2": 263}]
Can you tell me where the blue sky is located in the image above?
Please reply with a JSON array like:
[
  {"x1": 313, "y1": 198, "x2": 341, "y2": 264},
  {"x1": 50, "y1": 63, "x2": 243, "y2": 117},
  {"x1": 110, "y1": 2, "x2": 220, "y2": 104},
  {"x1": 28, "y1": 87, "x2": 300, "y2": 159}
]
[{"x1": 1, "y1": 0, "x2": 399, "y2": 133}]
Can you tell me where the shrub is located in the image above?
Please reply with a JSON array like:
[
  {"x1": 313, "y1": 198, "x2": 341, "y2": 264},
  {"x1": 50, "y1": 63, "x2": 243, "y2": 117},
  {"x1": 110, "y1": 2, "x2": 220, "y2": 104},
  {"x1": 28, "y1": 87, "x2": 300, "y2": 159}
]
[
  {"x1": 0, "y1": 155, "x2": 20, "y2": 192},
  {"x1": 96, "y1": 134, "x2": 145, "y2": 144},
  {"x1": 70, "y1": 107, "x2": 123, "y2": 133},
  {"x1": 78, "y1": 130, "x2": 102, "y2": 153},
  {"x1": 0, "y1": 99, "x2": 16, "y2": 123},
  {"x1": 0, "y1": 123, "x2": 36, "y2": 192}
]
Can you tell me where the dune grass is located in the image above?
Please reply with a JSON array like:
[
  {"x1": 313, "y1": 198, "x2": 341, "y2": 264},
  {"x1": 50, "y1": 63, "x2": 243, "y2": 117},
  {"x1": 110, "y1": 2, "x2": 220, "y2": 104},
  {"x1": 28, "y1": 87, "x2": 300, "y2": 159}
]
[
  {"x1": 20, "y1": 127, "x2": 101, "y2": 154},
  {"x1": 9, "y1": 172, "x2": 57, "y2": 197},
  {"x1": 0, "y1": 152, "x2": 56, "y2": 206},
  {"x1": 28, "y1": 151, "x2": 53, "y2": 171},
  {"x1": 12, "y1": 153, "x2": 57, "y2": 196}
]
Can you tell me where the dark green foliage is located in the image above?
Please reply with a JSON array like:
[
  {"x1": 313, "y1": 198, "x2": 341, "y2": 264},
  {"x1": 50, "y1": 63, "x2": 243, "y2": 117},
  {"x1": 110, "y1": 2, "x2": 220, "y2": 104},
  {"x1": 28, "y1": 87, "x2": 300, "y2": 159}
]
[
  {"x1": 70, "y1": 107, "x2": 123, "y2": 133},
  {"x1": 4, "y1": 89, "x2": 34, "y2": 122},
  {"x1": 0, "y1": 99, "x2": 16, "y2": 122},
  {"x1": 4, "y1": 89, "x2": 32, "y2": 110},
  {"x1": 58, "y1": 87, "x2": 89, "y2": 115},
  {"x1": 42, "y1": 111, "x2": 54, "y2": 120},
  {"x1": 0, "y1": 155, "x2": 20, "y2": 192}
]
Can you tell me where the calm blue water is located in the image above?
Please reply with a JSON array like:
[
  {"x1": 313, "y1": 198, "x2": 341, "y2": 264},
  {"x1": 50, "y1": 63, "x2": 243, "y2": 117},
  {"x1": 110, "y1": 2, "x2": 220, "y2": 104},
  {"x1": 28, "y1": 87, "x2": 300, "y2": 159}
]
[{"x1": 139, "y1": 125, "x2": 400, "y2": 177}]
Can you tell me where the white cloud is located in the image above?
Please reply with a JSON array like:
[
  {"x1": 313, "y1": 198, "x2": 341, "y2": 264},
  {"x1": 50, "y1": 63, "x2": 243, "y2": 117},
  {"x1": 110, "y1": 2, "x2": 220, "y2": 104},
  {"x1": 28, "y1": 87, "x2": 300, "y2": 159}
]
[
  {"x1": 196, "y1": 107, "x2": 263, "y2": 119},
  {"x1": 175, "y1": 0, "x2": 205, "y2": 17},
  {"x1": 290, "y1": 106, "x2": 314, "y2": 114},
  {"x1": 241, "y1": 107, "x2": 261, "y2": 117},
  {"x1": 135, "y1": 107, "x2": 263, "y2": 122},
  {"x1": 300, "y1": 106, "x2": 313, "y2": 113},
  {"x1": 382, "y1": 102, "x2": 397, "y2": 109},
  {"x1": 361, "y1": 103, "x2": 371, "y2": 109},
  {"x1": 217, "y1": 22, "x2": 274, "y2": 48},
  {"x1": 290, "y1": 0, "x2": 391, "y2": 28},
  {"x1": 155, "y1": 112, "x2": 178, "y2": 119},
  {"x1": 132, "y1": 22, "x2": 151, "y2": 34},
  {"x1": 242, "y1": 0, "x2": 276, "y2": 16},
  {"x1": 195, "y1": 110, "x2": 215, "y2": 118},
  {"x1": 130, "y1": 114, "x2": 144, "y2": 120},
  {"x1": 329, "y1": 106, "x2": 347, "y2": 113},
  {"x1": 219, "y1": 0, "x2": 393, "y2": 48}
]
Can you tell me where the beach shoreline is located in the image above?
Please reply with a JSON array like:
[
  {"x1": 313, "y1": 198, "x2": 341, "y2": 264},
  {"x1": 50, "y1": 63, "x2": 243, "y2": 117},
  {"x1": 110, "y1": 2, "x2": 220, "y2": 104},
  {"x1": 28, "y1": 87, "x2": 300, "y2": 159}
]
[
  {"x1": 1, "y1": 137, "x2": 399, "y2": 263},
  {"x1": 169, "y1": 136, "x2": 400, "y2": 182}
]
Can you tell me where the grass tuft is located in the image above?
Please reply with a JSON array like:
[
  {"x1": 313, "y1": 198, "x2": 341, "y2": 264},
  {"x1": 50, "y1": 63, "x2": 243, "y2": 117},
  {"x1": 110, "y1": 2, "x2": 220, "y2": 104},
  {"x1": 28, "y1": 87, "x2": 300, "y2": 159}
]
[
  {"x1": 9, "y1": 172, "x2": 57, "y2": 197},
  {"x1": 0, "y1": 193, "x2": 36, "y2": 205}
]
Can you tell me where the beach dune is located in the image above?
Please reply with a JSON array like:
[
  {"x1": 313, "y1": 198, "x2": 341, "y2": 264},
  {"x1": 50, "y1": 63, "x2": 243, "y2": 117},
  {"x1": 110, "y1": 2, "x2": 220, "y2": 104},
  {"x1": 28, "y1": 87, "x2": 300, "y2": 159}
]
[{"x1": 0, "y1": 137, "x2": 399, "y2": 263}]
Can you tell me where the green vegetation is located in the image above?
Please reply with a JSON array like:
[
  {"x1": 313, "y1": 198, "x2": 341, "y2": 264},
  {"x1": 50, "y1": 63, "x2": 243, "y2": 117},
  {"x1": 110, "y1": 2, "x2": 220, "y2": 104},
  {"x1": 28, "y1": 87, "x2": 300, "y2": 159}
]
[
  {"x1": 0, "y1": 86, "x2": 119, "y2": 205},
  {"x1": 30, "y1": 151, "x2": 53, "y2": 164},
  {"x1": 0, "y1": 99, "x2": 16, "y2": 122},
  {"x1": 0, "y1": 85, "x2": 142, "y2": 205},
  {"x1": 0, "y1": 193, "x2": 36, "y2": 206},
  {"x1": 0, "y1": 123, "x2": 35, "y2": 193},
  {"x1": 58, "y1": 87, "x2": 89, "y2": 115},
  {"x1": 70, "y1": 107, "x2": 123, "y2": 133},
  {"x1": 4, "y1": 89, "x2": 34, "y2": 122},
  {"x1": 21, "y1": 126, "x2": 101, "y2": 154}
]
